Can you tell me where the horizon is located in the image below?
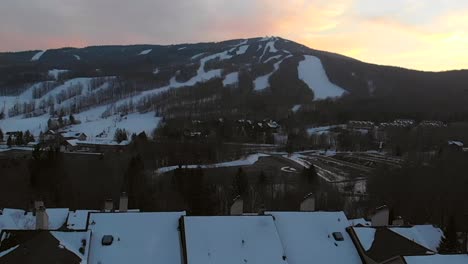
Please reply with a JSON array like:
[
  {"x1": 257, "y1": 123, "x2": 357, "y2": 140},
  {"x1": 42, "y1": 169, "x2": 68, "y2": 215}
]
[{"x1": 1, "y1": 1, "x2": 468, "y2": 71}]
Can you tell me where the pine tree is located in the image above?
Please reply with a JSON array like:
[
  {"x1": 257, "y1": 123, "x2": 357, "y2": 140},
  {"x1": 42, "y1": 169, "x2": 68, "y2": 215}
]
[
  {"x1": 232, "y1": 167, "x2": 248, "y2": 196},
  {"x1": 7, "y1": 135, "x2": 12, "y2": 148},
  {"x1": 439, "y1": 216, "x2": 459, "y2": 253},
  {"x1": 69, "y1": 114, "x2": 76, "y2": 124},
  {"x1": 0, "y1": 128, "x2": 3, "y2": 142}
]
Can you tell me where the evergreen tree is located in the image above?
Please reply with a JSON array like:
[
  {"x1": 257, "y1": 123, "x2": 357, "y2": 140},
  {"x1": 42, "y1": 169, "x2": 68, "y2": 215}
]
[
  {"x1": 232, "y1": 167, "x2": 248, "y2": 195},
  {"x1": 0, "y1": 128, "x2": 3, "y2": 142},
  {"x1": 69, "y1": 114, "x2": 76, "y2": 124},
  {"x1": 24, "y1": 130, "x2": 34, "y2": 143},
  {"x1": 114, "y1": 128, "x2": 128, "y2": 143},
  {"x1": 439, "y1": 216, "x2": 459, "y2": 253},
  {"x1": 7, "y1": 135, "x2": 12, "y2": 148},
  {"x1": 15, "y1": 131, "x2": 24, "y2": 145}
]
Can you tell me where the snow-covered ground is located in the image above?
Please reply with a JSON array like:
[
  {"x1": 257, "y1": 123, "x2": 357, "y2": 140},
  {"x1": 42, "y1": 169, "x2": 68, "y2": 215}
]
[
  {"x1": 74, "y1": 55, "x2": 81, "y2": 60},
  {"x1": 236, "y1": 45, "x2": 249, "y2": 55},
  {"x1": 298, "y1": 55, "x2": 347, "y2": 100},
  {"x1": 138, "y1": 49, "x2": 152, "y2": 55},
  {"x1": 223, "y1": 72, "x2": 239, "y2": 86},
  {"x1": 254, "y1": 55, "x2": 292, "y2": 91},
  {"x1": 156, "y1": 153, "x2": 269, "y2": 174},
  {"x1": 31, "y1": 50, "x2": 46, "y2": 61},
  {"x1": 291, "y1": 104, "x2": 301, "y2": 112},
  {"x1": 263, "y1": 54, "x2": 282, "y2": 64},
  {"x1": 405, "y1": 255, "x2": 468, "y2": 264},
  {"x1": 48, "y1": 69, "x2": 69, "y2": 80}
]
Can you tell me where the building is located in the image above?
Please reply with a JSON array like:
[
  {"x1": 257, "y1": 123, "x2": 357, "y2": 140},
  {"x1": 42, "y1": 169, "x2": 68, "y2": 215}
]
[
  {"x1": 59, "y1": 131, "x2": 87, "y2": 141},
  {"x1": 348, "y1": 225, "x2": 444, "y2": 264}
]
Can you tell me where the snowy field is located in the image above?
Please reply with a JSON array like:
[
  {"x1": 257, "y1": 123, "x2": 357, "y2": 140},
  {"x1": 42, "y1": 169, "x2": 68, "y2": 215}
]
[{"x1": 298, "y1": 55, "x2": 347, "y2": 100}]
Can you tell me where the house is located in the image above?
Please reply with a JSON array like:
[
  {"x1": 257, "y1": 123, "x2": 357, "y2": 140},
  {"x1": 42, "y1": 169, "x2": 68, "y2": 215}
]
[
  {"x1": 180, "y1": 215, "x2": 288, "y2": 264},
  {"x1": 404, "y1": 254, "x2": 468, "y2": 264},
  {"x1": 0, "y1": 230, "x2": 90, "y2": 264},
  {"x1": 60, "y1": 131, "x2": 87, "y2": 141},
  {"x1": 86, "y1": 211, "x2": 185, "y2": 264},
  {"x1": 448, "y1": 140, "x2": 464, "y2": 152},
  {"x1": 348, "y1": 225, "x2": 444, "y2": 264},
  {"x1": 60, "y1": 139, "x2": 78, "y2": 152},
  {"x1": 0, "y1": 207, "x2": 69, "y2": 232},
  {"x1": 265, "y1": 211, "x2": 362, "y2": 264}
]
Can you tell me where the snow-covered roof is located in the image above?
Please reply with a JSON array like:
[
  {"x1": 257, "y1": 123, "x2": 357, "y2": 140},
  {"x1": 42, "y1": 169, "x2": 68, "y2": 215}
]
[
  {"x1": 353, "y1": 227, "x2": 376, "y2": 251},
  {"x1": 404, "y1": 254, "x2": 468, "y2": 264},
  {"x1": 87, "y1": 211, "x2": 185, "y2": 264},
  {"x1": 66, "y1": 210, "x2": 99, "y2": 230},
  {"x1": 0, "y1": 208, "x2": 69, "y2": 232},
  {"x1": 349, "y1": 218, "x2": 371, "y2": 227},
  {"x1": 388, "y1": 225, "x2": 444, "y2": 252},
  {"x1": 182, "y1": 215, "x2": 287, "y2": 264},
  {"x1": 448, "y1": 140, "x2": 464, "y2": 147},
  {"x1": 51, "y1": 231, "x2": 91, "y2": 261},
  {"x1": 265, "y1": 211, "x2": 362, "y2": 264}
]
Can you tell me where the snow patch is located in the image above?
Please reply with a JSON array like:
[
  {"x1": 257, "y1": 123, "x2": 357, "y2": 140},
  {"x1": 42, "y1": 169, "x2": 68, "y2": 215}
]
[
  {"x1": 156, "y1": 153, "x2": 269, "y2": 174},
  {"x1": 48, "y1": 69, "x2": 69, "y2": 80},
  {"x1": 191, "y1": 53, "x2": 206, "y2": 60},
  {"x1": 178, "y1": 47, "x2": 186, "y2": 50},
  {"x1": 31, "y1": 50, "x2": 46, "y2": 61},
  {"x1": 138, "y1": 49, "x2": 152, "y2": 55},
  {"x1": 389, "y1": 225, "x2": 444, "y2": 252},
  {"x1": 74, "y1": 55, "x2": 81, "y2": 60},
  {"x1": 0, "y1": 245, "x2": 19, "y2": 258},
  {"x1": 298, "y1": 55, "x2": 347, "y2": 100},
  {"x1": 291, "y1": 104, "x2": 301, "y2": 112},
  {"x1": 254, "y1": 55, "x2": 292, "y2": 91},
  {"x1": 236, "y1": 45, "x2": 249, "y2": 55},
  {"x1": 223, "y1": 72, "x2": 239, "y2": 87}
]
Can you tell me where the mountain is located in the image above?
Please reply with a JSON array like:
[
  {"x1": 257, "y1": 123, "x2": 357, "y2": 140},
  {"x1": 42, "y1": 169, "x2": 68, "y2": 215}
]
[{"x1": 1, "y1": 36, "x2": 468, "y2": 139}]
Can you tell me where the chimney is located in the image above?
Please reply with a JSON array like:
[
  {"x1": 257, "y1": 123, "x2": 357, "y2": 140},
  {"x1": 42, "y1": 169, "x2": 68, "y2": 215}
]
[
  {"x1": 230, "y1": 196, "x2": 243, "y2": 215},
  {"x1": 371, "y1": 205, "x2": 389, "y2": 226},
  {"x1": 392, "y1": 216, "x2": 404, "y2": 226},
  {"x1": 104, "y1": 199, "x2": 114, "y2": 212},
  {"x1": 34, "y1": 200, "x2": 44, "y2": 211},
  {"x1": 36, "y1": 206, "x2": 49, "y2": 230},
  {"x1": 119, "y1": 193, "x2": 128, "y2": 212},
  {"x1": 300, "y1": 193, "x2": 316, "y2": 212}
]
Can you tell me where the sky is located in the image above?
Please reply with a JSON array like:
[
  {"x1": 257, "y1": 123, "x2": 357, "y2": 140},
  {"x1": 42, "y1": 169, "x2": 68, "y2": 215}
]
[{"x1": 1, "y1": 0, "x2": 467, "y2": 71}]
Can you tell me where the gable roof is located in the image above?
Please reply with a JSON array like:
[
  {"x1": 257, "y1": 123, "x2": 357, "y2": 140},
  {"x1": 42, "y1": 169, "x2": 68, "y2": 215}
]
[
  {"x1": 404, "y1": 254, "x2": 468, "y2": 264},
  {"x1": 265, "y1": 211, "x2": 362, "y2": 264},
  {"x1": 87, "y1": 211, "x2": 185, "y2": 264},
  {"x1": 0, "y1": 208, "x2": 69, "y2": 232},
  {"x1": 351, "y1": 227, "x2": 436, "y2": 263},
  {"x1": 182, "y1": 215, "x2": 287, "y2": 264},
  {"x1": 66, "y1": 210, "x2": 98, "y2": 230},
  {"x1": 388, "y1": 225, "x2": 443, "y2": 252},
  {"x1": 0, "y1": 230, "x2": 88, "y2": 264}
]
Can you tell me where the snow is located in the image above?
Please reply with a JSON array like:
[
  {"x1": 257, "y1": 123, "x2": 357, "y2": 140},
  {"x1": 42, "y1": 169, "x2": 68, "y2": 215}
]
[
  {"x1": 72, "y1": 111, "x2": 161, "y2": 140},
  {"x1": 291, "y1": 104, "x2": 301, "y2": 112},
  {"x1": 349, "y1": 218, "x2": 371, "y2": 227},
  {"x1": 67, "y1": 210, "x2": 98, "y2": 230},
  {"x1": 254, "y1": 55, "x2": 292, "y2": 91},
  {"x1": 156, "y1": 153, "x2": 269, "y2": 174},
  {"x1": 307, "y1": 125, "x2": 345, "y2": 135},
  {"x1": 353, "y1": 227, "x2": 376, "y2": 251},
  {"x1": 41, "y1": 77, "x2": 92, "y2": 100},
  {"x1": 87, "y1": 212, "x2": 185, "y2": 264},
  {"x1": 298, "y1": 55, "x2": 347, "y2": 100},
  {"x1": 0, "y1": 208, "x2": 69, "y2": 232},
  {"x1": 191, "y1": 52, "x2": 206, "y2": 60},
  {"x1": 264, "y1": 55, "x2": 282, "y2": 64},
  {"x1": 51, "y1": 231, "x2": 91, "y2": 261},
  {"x1": 0, "y1": 245, "x2": 19, "y2": 258},
  {"x1": 138, "y1": 49, "x2": 152, "y2": 55},
  {"x1": 74, "y1": 55, "x2": 81, "y2": 60},
  {"x1": 259, "y1": 39, "x2": 278, "y2": 62},
  {"x1": 183, "y1": 216, "x2": 287, "y2": 264},
  {"x1": 48, "y1": 69, "x2": 69, "y2": 80},
  {"x1": 283, "y1": 153, "x2": 311, "y2": 168},
  {"x1": 404, "y1": 254, "x2": 468, "y2": 264},
  {"x1": 153, "y1": 68, "x2": 159, "y2": 75},
  {"x1": 31, "y1": 50, "x2": 46, "y2": 61},
  {"x1": 178, "y1": 46, "x2": 186, "y2": 50},
  {"x1": 266, "y1": 211, "x2": 362, "y2": 264},
  {"x1": 223, "y1": 72, "x2": 239, "y2": 86},
  {"x1": 236, "y1": 45, "x2": 249, "y2": 55},
  {"x1": 389, "y1": 225, "x2": 444, "y2": 252}
]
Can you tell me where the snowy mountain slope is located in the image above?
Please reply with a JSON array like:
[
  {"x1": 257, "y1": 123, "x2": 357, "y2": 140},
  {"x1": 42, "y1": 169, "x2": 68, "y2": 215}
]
[{"x1": 2, "y1": 36, "x2": 468, "y2": 139}]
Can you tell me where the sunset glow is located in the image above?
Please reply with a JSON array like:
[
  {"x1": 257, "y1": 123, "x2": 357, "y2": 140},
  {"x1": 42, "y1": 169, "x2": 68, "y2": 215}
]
[{"x1": 1, "y1": 0, "x2": 467, "y2": 71}]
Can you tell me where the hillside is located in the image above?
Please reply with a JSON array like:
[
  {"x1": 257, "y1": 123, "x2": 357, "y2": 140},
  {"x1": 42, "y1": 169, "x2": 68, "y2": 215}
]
[{"x1": 1, "y1": 36, "x2": 468, "y2": 139}]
